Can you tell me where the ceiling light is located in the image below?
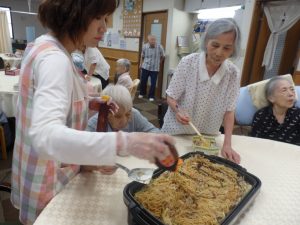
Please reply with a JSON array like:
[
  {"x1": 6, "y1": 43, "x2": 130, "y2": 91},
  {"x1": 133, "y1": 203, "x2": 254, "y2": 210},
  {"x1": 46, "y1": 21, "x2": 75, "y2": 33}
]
[{"x1": 197, "y1": 6, "x2": 241, "y2": 20}]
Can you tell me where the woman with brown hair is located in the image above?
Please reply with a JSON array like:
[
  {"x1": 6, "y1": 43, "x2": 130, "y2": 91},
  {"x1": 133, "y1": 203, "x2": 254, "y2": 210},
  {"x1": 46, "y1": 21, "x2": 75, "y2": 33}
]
[{"x1": 11, "y1": 1, "x2": 174, "y2": 224}]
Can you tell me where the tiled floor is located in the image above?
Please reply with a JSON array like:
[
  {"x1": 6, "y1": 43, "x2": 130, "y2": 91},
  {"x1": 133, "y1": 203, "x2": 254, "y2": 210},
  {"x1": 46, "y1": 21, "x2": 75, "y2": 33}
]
[
  {"x1": 133, "y1": 96, "x2": 161, "y2": 128},
  {"x1": 0, "y1": 150, "x2": 18, "y2": 223}
]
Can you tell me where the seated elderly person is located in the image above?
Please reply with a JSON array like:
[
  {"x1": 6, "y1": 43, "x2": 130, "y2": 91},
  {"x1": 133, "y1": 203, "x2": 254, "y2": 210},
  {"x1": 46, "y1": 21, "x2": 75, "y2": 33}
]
[
  {"x1": 87, "y1": 84, "x2": 159, "y2": 133},
  {"x1": 114, "y1": 58, "x2": 133, "y2": 90},
  {"x1": 251, "y1": 77, "x2": 300, "y2": 145}
]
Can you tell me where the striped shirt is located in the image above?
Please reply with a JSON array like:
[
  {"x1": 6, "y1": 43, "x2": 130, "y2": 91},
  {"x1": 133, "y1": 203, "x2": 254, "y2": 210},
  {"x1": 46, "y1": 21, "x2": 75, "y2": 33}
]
[
  {"x1": 141, "y1": 43, "x2": 165, "y2": 72},
  {"x1": 251, "y1": 106, "x2": 300, "y2": 145}
]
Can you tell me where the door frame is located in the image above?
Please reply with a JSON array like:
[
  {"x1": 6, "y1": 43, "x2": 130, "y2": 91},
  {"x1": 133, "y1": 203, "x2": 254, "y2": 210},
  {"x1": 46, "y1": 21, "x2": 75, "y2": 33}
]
[{"x1": 139, "y1": 10, "x2": 168, "y2": 99}]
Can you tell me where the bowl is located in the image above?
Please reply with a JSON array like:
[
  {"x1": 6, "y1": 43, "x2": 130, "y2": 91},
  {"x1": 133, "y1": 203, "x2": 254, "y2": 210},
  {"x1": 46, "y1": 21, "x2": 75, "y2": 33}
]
[{"x1": 192, "y1": 135, "x2": 219, "y2": 155}]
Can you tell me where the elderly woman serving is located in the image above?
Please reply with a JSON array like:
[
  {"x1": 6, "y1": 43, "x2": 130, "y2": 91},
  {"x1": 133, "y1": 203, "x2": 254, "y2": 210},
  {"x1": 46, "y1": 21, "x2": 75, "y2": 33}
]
[
  {"x1": 161, "y1": 18, "x2": 241, "y2": 164},
  {"x1": 251, "y1": 77, "x2": 300, "y2": 145}
]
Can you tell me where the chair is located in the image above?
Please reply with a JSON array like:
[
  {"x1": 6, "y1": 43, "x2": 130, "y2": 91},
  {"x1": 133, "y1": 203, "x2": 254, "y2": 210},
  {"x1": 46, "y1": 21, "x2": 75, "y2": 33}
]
[
  {"x1": 295, "y1": 86, "x2": 300, "y2": 108},
  {"x1": 0, "y1": 125, "x2": 7, "y2": 160},
  {"x1": 0, "y1": 57, "x2": 4, "y2": 70},
  {"x1": 235, "y1": 85, "x2": 300, "y2": 135},
  {"x1": 235, "y1": 86, "x2": 258, "y2": 126},
  {"x1": 0, "y1": 170, "x2": 11, "y2": 193},
  {"x1": 0, "y1": 173, "x2": 21, "y2": 225},
  {"x1": 158, "y1": 100, "x2": 168, "y2": 128},
  {"x1": 130, "y1": 79, "x2": 140, "y2": 100}
]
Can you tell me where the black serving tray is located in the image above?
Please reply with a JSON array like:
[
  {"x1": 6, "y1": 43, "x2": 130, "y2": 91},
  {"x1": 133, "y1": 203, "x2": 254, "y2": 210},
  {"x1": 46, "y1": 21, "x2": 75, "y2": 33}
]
[{"x1": 123, "y1": 151, "x2": 261, "y2": 225}]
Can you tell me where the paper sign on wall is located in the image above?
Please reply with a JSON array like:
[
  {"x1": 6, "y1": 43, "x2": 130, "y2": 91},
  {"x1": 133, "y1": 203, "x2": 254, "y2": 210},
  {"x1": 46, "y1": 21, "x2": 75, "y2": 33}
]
[{"x1": 177, "y1": 36, "x2": 189, "y2": 47}]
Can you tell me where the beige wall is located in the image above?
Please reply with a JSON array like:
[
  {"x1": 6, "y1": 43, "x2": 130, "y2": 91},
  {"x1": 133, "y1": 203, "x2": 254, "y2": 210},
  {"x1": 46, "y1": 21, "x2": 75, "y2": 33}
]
[
  {"x1": 98, "y1": 2, "x2": 140, "y2": 51},
  {"x1": 232, "y1": 0, "x2": 256, "y2": 75},
  {"x1": 143, "y1": 0, "x2": 173, "y2": 12},
  {"x1": 143, "y1": 0, "x2": 194, "y2": 97}
]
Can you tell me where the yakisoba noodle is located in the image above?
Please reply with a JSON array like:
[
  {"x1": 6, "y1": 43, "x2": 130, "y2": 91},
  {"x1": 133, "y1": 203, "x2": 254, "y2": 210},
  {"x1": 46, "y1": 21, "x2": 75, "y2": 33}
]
[{"x1": 135, "y1": 155, "x2": 251, "y2": 225}]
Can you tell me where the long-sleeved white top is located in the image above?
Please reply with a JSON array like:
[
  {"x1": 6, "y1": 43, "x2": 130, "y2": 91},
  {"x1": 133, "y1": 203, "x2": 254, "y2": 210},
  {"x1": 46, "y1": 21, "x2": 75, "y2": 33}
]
[{"x1": 28, "y1": 34, "x2": 117, "y2": 166}]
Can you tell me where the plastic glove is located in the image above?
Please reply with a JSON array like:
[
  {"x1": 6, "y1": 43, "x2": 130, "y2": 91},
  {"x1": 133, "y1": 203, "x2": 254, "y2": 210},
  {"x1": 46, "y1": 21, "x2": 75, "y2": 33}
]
[
  {"x1": 118, "y1": 132, "x2": 175, "y2": 163},
  {"x1": 81, "y1": 165, "x2": 117, "y2": 175}
]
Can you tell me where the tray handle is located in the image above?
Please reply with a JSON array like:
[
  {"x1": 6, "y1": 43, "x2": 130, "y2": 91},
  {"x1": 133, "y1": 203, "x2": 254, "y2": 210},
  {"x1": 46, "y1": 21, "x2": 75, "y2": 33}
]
[{"x1": 128, "y1": 201, "x2": 158, "y2": 225}]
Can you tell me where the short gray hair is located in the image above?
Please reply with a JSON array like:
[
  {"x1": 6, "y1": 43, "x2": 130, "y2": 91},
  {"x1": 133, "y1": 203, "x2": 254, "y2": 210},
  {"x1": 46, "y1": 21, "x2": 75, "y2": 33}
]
[
  {"x1": 116, "y1": 58, "x2": 131, "y2": 72},
  {"x1": 200, "y1": 18, "x2": 241, "y2": 59},
  {"x1": 102, "y1": 84, "x2": 133, "y2": 112},
  {"x1": 265, "y1": 77, "x2": 293, "y2": 103},
  {"x1": 148, "y1": 34, "x2": 156, "y2": 38}
]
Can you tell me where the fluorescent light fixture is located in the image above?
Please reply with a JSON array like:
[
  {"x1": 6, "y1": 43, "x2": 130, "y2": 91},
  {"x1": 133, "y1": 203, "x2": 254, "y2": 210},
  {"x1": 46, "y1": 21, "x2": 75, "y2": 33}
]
[
  {"x1": 11, "y1": 10, "x2": 37, "y2": 15},
  {"x1": 197, "y1": 6, "x2": 241, "y2": 20}
]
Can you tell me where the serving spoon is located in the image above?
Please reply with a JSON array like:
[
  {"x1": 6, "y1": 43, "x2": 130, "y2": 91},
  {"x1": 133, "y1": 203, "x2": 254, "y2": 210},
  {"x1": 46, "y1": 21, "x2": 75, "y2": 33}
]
[{"x1": 115, "y1": 163, "x2": 156, "y2": 184}]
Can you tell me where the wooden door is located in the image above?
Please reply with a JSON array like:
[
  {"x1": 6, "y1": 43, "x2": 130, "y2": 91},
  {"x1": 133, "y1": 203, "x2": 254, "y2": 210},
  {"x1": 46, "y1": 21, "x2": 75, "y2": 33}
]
[
  {"x1": 278, "y1": 20, "x2": 300, "y2": 76},
  {"x1": 140, "y1": 11, "x2": 168, "y2": 99}
]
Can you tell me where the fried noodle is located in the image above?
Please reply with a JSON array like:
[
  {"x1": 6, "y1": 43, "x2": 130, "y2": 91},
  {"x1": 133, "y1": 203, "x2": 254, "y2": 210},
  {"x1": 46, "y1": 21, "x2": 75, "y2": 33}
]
[{"x1": 134, "y1": 155, "x2": 251, "y2": 225}]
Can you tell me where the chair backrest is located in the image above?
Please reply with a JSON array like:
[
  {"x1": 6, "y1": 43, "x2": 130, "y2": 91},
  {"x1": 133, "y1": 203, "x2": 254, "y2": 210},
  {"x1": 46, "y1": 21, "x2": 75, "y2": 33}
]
[
  {"x1": 235, "y1": 85, "x2": 300, "y2": 126},
  {"x1": 130, "y1": 79, "x2": 140, "y2": 100},
  {"x1": 158, "y1": 100, "x2": 169, "y2": 128},
  {"x1": 0, "y1": 57, "x2": 4, "y2": 70},
  {"x1": 235, "y1": 86, "x2": 258, "y2": 126},
  {"x1": 296, "y1": 86, "x2": 300, "y2": 108}
]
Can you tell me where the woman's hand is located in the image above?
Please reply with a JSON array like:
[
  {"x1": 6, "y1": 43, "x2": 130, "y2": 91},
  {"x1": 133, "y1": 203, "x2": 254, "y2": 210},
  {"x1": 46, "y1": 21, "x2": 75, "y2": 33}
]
[
  {"x1": 119, "y1": 133, "x2": 175, "y2": 163},
  {"x1": 175, "y1": 111, "x2": 190, "y2": 125},
  {"x1": 89, "y1": 96, "x2": 119, "y2": 115},
  {"x1": 81, "y1": 165, "x2": 117, "y2": 175},
  {"x1": 84, "y1": 74, "x2": 91, "y2": 81},
  {"x1": 221, "y1": 145, "x2": 241, "y2": 164},
  {"x1": 106, "y1": 97, "x2": 119, "y2": 115}
]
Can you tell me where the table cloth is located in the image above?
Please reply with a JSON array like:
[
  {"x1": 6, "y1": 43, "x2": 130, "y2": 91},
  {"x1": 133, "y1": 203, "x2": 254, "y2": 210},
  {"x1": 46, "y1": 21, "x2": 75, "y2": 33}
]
[{"x1": 34, "y1": 135, "x2": 300, "y2": 225}]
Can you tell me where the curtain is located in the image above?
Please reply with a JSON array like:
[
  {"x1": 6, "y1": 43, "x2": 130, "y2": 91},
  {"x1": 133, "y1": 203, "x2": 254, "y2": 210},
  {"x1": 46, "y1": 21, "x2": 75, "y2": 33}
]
[
  {"x1": 262, "y1": 0, "x2": 300, "y2": 70},
  {"x1": 0, "y1": 11, "x2": 12, "y2": 53}
]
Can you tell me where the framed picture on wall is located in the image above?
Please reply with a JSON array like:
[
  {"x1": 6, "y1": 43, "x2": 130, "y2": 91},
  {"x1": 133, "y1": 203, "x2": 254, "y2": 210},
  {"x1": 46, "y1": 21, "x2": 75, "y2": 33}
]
[
  {"x1": 125, "y1": 0, "x2": 135, "y2": 12},
  {"x1": 123, "y1": 0, "x2": 142, "y2": 38}
]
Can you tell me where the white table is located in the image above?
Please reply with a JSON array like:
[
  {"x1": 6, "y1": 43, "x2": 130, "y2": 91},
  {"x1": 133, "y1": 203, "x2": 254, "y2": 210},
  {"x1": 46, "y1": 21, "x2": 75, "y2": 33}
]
[
  {"x1": 0, "y1": 53, "x2": 22, "y2": 68},
  {"x1": 34, "y1": 135, "x2": 300, "y2": 225},
  {"x1": 0, "y1": 71, "x2": 19, "y2": 117},
  {"x1": 0, "y1": 71, "x2": 102, "y2": 117}
]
